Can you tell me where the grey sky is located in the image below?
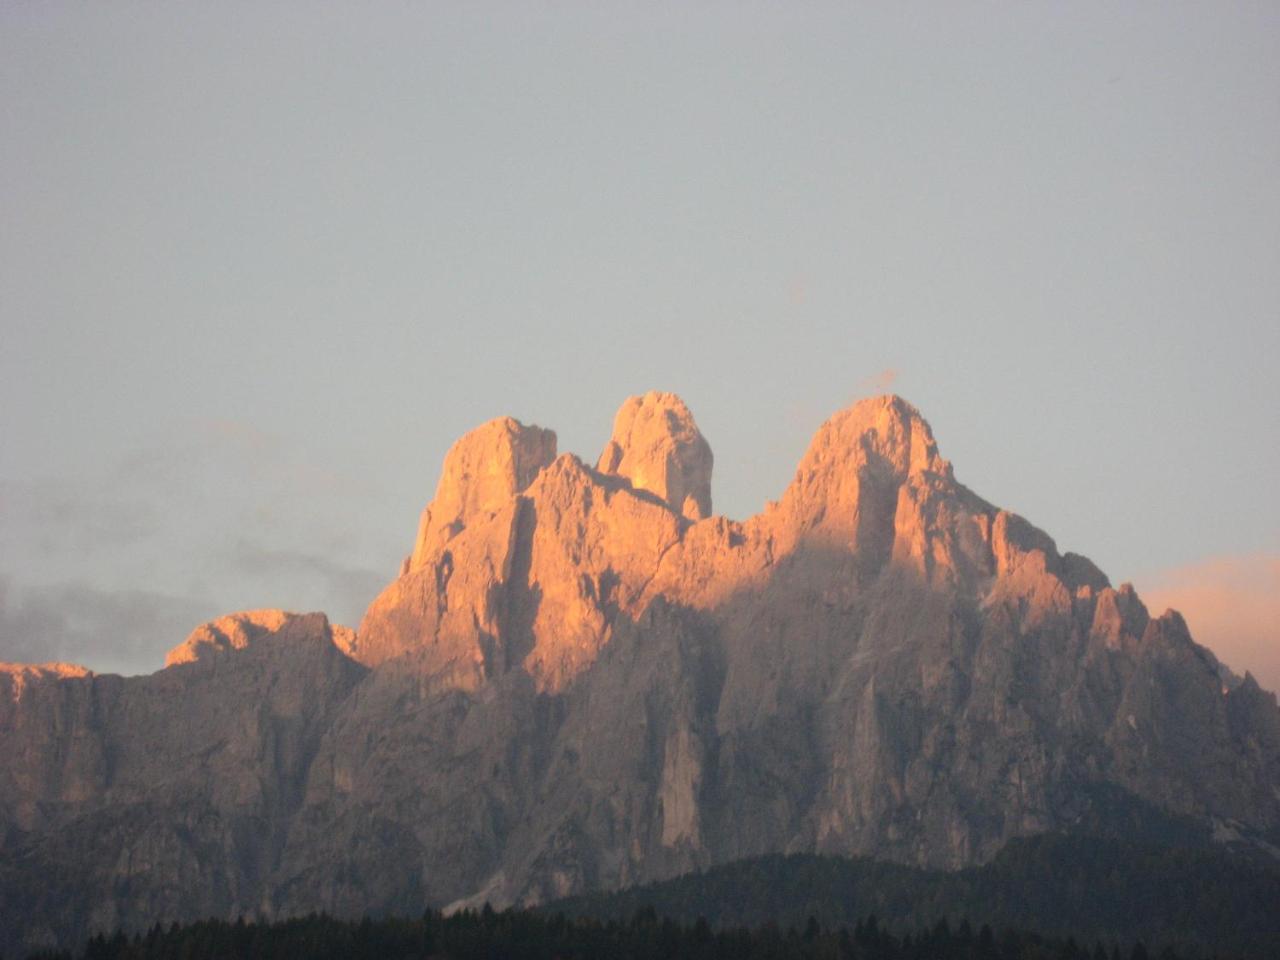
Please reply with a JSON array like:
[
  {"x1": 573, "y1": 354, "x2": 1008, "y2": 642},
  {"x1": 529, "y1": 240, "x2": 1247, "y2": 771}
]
[{"x1": 2, "y1": 3, "x2": 1277, "y2": 677}]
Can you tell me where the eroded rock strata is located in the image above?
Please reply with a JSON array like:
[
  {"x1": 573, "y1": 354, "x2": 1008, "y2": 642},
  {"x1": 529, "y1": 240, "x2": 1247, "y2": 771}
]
[{"x1": 2, "y1": 394, "x2": 1277, "y2": 952}]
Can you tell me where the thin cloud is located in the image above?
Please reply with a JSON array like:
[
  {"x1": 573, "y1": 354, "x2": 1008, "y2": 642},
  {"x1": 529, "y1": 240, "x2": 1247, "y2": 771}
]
[
  {"x1": 856, "y1": 368, "x2": 899, "y2": 395},
  {"x1": 2, "y1": 418, "x2": 398, "y2": 657},
  {"x1": 1136, "y1": 553, "x2": 1280, "y2": 695},
  {"x1": 0, "y1": 479, "x2": 162, "y2": 554},
  {"x1": 229, "y1": 540, "x2": 387, "y2": 628},
  {"x1": 788, "y1": 273, "x2": 809, "y2": 306},
  {"x1": 0, "y1": 576, "x2": 219, "y2": 676}
]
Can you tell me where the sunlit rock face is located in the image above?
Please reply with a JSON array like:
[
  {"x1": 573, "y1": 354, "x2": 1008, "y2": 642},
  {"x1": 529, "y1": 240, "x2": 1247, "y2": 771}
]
[
  {"x1": 409, "y1": 415, "x2": 558, "y2": 571},
  {"x1": 0, "y1": 611, "x2": 367, "y2": 954},
  {"x1": 597, "y1": 390, "x2": 713, "y2": 520},
  {"x1": 2, "y1": 393, "x2": 1278, "y2": 954},
  {"x1": 162, "y1": 609, "x2": 332, "y2": 667}
]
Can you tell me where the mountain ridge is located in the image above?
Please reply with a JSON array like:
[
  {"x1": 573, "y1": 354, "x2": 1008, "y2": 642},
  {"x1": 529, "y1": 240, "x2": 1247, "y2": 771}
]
[{"x1": 2, "y1": 391, "x2": 1277, "y2": 955}]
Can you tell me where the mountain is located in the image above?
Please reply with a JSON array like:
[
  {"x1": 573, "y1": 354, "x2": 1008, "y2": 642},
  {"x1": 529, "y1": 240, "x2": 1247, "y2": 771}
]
[{"x1": 2, "y1": 393, "x2": 1277, "y2": 955}]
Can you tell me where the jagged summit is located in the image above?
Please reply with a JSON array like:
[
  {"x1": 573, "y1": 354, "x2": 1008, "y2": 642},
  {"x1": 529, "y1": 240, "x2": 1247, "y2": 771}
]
[
  {"x1": 2, "y1": 390, "x2": 1277, "y2": 954},
  {"x1": 0, "y1": 662, "x2": 92, "y2": 703},
  {"x1": 357, "y1": 391, "x2": 979, "y2": 677},
  {"x1": 164, "y1": 609, "x2": 355, "y2": 668},
  {"x1": 408, "y1": 392, "x2": 949, "y2": 549},
  {"x1": 0, "y1": 662, "x2": 92, "y2": 678},
  {"x1": 800, "y1": 394, "x2": 951, "y2": 481},
  {"x1": 352, "y1": 391, "x2": 1210, "y2": 706},
  {"x1": 597, "y1": 391, "x2": 714, "y2": 521},
  {"x1": 408, "y1": 415, "x2": 558, "y2": 571}
]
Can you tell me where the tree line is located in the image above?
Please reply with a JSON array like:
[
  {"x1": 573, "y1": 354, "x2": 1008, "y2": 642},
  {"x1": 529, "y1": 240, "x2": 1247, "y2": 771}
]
[{"x1": 20, "y1": 906, "x2": 1185, "y2": 960}]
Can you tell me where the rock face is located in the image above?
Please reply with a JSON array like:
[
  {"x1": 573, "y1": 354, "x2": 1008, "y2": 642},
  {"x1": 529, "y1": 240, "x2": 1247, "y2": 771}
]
[
  {"x1": 164, "y1": 609, "x2": 309, "y2": 666},
  {"x1": 0, "y1": 611, "x2": 366, "y2": 953},
  {"x1": 409, "y1": 416, "x2": 557, "y2": 570},
  {"x1": 597, "y1": 391, "x2": 713, "y2": 520},
  {"x1": 2, "y1": 393, "x2": 1278, "y2": 954}
]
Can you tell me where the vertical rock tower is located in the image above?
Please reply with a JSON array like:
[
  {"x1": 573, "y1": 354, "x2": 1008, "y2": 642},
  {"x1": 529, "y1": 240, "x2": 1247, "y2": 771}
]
[
  {"x1": 597, "y1": 391, "x2": 713, "y2": 521},
  {"x1": 2, "y1": 391, "x2": 1278, "y2": 956}
]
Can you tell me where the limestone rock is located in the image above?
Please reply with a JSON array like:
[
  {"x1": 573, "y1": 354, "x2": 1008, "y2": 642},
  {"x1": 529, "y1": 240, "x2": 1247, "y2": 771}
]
[
  {"x1": 597, "y1": 392, "x2": 713, "y2": 520},
  {"x1": 0, "y1": 662, "x2": 92, "y2": 700},
  {"x1": 2, "y1": 392, "x2": 1278, "y2": 955},
  {"x1": 0, "y1": 611, "x2": 366, "y2": 956},
  {"x1": 409, "y1": 416, "x2": 556, "y2": 569},
  {"x1": 163, "y1": 609, "x2": 333, "y2": 667}
]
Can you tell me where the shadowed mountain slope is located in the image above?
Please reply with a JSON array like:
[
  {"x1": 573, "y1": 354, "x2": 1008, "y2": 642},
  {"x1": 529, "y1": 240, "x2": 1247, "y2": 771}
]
[
  {"x1": 550, "y1": 832, "x2": 1280, "y2": 959},
  {"x1": 2, "y1": 392, "x2": 1277, "y2": 954}
]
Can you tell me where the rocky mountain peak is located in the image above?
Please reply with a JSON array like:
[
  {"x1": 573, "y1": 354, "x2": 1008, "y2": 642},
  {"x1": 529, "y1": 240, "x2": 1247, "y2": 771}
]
[
  {"x1": 0, "y1": 662, "x2": 92, "y2": 705},
  {"x1": 0, "y1": 662, "x2": 92, "y2": 679},
  {"x1": 409, "y1": 416, "x2": 557, "y2": 570},
  {"x1": 164, "y1": 609, "x2": 342, "y2": 667},
  {"x1": 597, "y1": 391, "x2": 713, "y2": 521},
  {"x1": 5, "y1": 391, "x2": 1277, "y2": 954},
  {"x1": 756, "y1": 394, "x2": 963, "y2": 581},
  {"x1": 795, "y1": 394, "x2": 950, "y2": 485}
]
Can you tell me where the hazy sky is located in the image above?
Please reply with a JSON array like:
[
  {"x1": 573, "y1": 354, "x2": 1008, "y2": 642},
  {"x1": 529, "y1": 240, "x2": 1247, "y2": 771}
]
[{"x1": 2, "y1": 3, "x2": 1277, "y2": 681}]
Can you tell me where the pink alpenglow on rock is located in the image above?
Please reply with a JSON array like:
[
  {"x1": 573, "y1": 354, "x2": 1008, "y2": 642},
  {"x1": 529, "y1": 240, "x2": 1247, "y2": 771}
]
[
  {"x1": 164, "y1": 609, "x2": 352, "y2": 667},
  {"x1": 597, "y1": 391, "x2": 714, "y2": 521},
  {"x1": 2, "y1": 391, "x2": 1278, "y2": 954},
  {"x1": 409, "y1": 417, "x2": 557, "y2": 570}
]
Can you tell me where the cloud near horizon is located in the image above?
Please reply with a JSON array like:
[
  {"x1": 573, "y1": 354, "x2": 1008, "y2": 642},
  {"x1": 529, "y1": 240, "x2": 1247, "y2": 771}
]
[
  {"x1": 1135, "y1": 553, "x2": 1280, "y2": 694},
  {"x1": 0, "y1": 419, "x2": 401, "y2": 675},
  {"x1": 0, "y1": 540, "x2": 387, "y2": 675},
  {"x1": 227, "y1": 539, "x2": 387, "y2": 629},
  {"x1": 0, "y1": 576, "x2": 221, "y2": 676}
]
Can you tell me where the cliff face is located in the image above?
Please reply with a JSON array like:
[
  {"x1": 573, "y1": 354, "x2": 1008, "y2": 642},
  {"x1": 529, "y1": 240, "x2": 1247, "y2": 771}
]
[{"x1": 2, "y1": 394, "x2": 1278, "y2": 952}]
